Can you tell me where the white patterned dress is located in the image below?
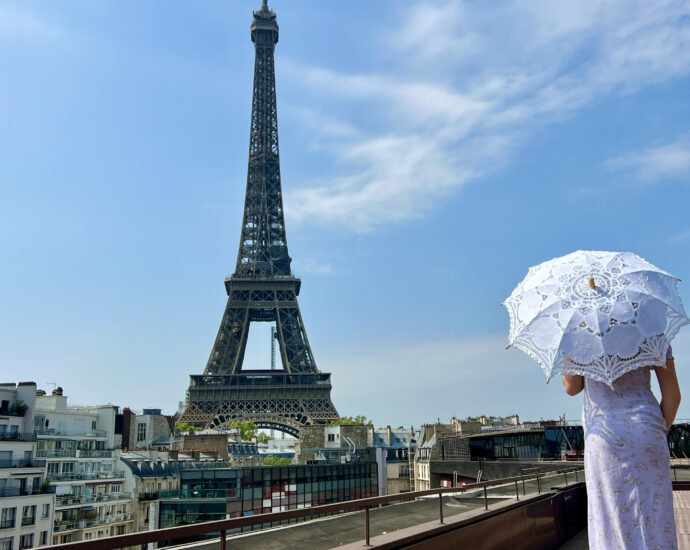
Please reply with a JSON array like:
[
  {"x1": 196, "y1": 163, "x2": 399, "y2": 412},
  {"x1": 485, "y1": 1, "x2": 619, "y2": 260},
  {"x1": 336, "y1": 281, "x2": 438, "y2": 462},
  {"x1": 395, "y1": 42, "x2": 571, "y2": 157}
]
[{"x1": 583, "y1": 361, "x2": 676, "y2": 549}]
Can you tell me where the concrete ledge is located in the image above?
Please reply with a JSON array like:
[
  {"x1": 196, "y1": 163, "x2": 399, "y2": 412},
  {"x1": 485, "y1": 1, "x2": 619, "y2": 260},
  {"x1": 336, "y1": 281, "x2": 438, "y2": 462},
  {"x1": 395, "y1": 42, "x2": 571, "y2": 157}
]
[{"x1": 339, "y1": 483, "x2": 586, "y2": 550}]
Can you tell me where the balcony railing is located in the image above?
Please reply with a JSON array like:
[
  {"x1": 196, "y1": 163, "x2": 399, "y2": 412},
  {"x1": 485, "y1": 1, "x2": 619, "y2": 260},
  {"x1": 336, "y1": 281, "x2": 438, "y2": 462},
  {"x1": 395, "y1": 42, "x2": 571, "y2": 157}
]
[
  {"x1": 77, "y1": 450, "x2": 113, "y2": 458},
  {"x1": 49, "y1": 472, "x2": 125, "y2": 481},
  {"x1": 56, "y1": 492, "x2": 131, "y2": 507},
  {"x1": 0, "y1": 519, "x2": 15, "y2": 529},
  {"x1": 0, "y1": 432, "x2": 36, "y2": 442},
  {"x1": 0, "y1": 459, "x2": 46, "y2": 469},
  {"x1": 21, "y1": 516, "x2": 36, "y2": 526},
  {"x1": 35, "y1": 429, "x2": 107, "y2": 438},
  {"x1": 37, "y1": 450, "x2": 77, "y2": 458},
  {"x1": 54, "y1": 513, "x2": 134, "y2": 532},
  {"x1": 0, "y1": 486, "x2": 55, "y2": 498}
]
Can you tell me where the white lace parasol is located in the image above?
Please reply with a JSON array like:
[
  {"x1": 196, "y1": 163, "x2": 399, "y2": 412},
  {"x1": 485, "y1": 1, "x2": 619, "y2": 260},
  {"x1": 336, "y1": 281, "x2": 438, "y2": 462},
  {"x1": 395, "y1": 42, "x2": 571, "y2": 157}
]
[{"x1": 504, "y1": 250, "x2": 689, "y2": 385}]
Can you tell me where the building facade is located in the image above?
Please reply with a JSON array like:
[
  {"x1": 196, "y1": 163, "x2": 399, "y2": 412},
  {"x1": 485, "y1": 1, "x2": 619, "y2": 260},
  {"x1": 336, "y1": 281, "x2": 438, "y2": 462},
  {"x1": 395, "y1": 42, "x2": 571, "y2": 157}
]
[
  {"x1": 33, "y1": 389, "x2": 133, "y2": 544},
  {"x1": 0, "y1": 383, "x2": 54, "y2": 550}
]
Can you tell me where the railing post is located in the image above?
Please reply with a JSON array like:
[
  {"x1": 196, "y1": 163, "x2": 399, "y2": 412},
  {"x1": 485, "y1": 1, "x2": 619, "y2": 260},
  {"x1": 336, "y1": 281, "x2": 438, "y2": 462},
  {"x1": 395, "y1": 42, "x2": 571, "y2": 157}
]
[
  {"x1": 564, "y1": 471, "x2": 568, "y2": 485},
  {"x1": 365, "y1": 506, "x2": 371, "y2": 547},
  {"x1": 514, "y1": 480, "x2": 519, "y2": 501},
  {"x1": 220, "y1": 529, "x2": 226, "y2": 550},
  {"x1": 439, "y1": 491, "x2": 444, "y2": 524},
  {"x1": 537, "y1": 475, "x2": 541, "y2": 494},
  {"x1": 483, "y1": 486, "x2": 488, "y2": 511},
  {"x1": 522, "y1": 478, "x2": 526, "y2": 495},
  {"x1": 575, "y1": 469, "x2": 579, "y2": 482}
]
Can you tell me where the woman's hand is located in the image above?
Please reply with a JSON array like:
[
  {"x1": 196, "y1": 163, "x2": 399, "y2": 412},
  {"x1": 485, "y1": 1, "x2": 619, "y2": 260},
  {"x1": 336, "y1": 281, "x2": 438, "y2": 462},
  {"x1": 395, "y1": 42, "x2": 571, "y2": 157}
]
[{"x1": 655, "y1": 356, "x2": 681, "y2": 431}]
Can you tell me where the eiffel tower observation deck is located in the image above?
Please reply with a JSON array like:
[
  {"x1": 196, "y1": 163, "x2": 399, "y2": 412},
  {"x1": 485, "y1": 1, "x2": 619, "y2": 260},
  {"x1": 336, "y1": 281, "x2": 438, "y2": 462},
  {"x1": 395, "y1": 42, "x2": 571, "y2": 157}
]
[{"x1": 179, "y1": 1, "x2": 339, "y2": 436}]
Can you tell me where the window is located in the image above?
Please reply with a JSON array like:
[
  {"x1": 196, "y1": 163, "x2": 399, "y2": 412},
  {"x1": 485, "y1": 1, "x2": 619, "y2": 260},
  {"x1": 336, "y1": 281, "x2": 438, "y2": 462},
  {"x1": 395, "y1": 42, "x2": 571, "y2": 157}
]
[
  {"x1": 116, "y1": 525, "x2": 125, "y2": 535},
  {"x1": 0, "y1": 537, "x2": 12, "y2": 550},
  {"x1": 327, "y1": 434, "x2": 335, "y2": 442},
  {"x1": 39, "y1": 532, "x2": 47, "y2": 547},
  {"x1": 0, "y1": 507, "x2": 16, "y2": 529},
  {"x1": 19, "y1": 534, "x2": 33, "y2": 550},
  {"x1": 21, "y1": 505, "x2": 36, "y2": 526},
  {"x1": 60, "y1": 535, "x2": 71, "y2": 544},
  {"x1": 33, "y1": 416, "x2": 45, "y2": 432},
  {"x1": 136, "y1": 423, "x2": 146, "y2": 442},
  {"x1": 41, "y1": 504, "x2": 49, "y2": 519},
  {"x1": 83, "y1": 533, "x2": 92, "y2": 541},
  {"x1": 47, "y1": 463, "x2": 58, "y2": 475},
  {"x1": 91, "y1": 421, "x2": 97, "y2": 430}
]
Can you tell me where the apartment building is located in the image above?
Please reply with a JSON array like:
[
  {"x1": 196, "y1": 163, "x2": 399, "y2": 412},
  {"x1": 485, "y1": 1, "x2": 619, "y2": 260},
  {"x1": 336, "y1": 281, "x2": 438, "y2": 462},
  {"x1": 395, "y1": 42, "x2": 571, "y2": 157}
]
[
  {"x1": 0, "y1": 383, "x2": 54, "y2": 550},
  {"x1": 33, "y1": 388, "x2": 133, "y2": 544}
]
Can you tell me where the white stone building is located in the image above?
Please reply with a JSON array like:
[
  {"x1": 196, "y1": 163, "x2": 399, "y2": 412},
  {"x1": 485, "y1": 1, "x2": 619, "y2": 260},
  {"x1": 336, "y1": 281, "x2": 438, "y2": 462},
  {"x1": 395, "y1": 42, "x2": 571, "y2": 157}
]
[
  {"x1": 0, "y1": 383, "x2": 54, "y2": 550},
  {"x1": 33, "y1": 388, "x2": 133, "y2": 544}
]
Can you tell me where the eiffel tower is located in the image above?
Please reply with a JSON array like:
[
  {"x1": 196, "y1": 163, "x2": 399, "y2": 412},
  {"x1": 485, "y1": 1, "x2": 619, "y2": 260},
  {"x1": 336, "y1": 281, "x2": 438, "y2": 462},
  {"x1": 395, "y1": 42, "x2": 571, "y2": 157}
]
[{"x1": 179, "y1": 1, "x2": 339, "y2": 436}]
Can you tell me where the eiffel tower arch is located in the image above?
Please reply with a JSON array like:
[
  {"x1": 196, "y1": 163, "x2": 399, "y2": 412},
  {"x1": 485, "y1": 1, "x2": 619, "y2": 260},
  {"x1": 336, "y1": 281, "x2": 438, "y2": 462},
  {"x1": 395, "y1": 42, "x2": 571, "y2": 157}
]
[{"x1": 180, "y1": 1, "x2": 339, "y2": 433}]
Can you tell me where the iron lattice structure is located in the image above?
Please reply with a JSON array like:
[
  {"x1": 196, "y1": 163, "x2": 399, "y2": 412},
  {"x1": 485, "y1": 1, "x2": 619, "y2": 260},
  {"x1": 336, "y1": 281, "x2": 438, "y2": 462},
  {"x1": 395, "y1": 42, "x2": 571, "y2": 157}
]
[{"x1": 180, "y1": 2, "x2": 339, "y2": 436}]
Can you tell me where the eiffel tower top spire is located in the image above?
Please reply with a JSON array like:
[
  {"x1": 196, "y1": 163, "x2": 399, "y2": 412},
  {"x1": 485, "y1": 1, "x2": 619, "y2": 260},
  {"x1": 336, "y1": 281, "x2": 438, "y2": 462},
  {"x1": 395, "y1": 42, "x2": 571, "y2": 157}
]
[{"x1": 235, "y1": 1, "x2": 289, "y2": 278}]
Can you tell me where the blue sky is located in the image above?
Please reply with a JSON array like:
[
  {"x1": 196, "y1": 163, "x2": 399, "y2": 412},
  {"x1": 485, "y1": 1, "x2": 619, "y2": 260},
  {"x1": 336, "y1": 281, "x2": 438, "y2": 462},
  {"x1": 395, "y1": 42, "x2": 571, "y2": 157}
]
[{"x1": 1, "y1": 1, "x2": 690, "y2": 427}]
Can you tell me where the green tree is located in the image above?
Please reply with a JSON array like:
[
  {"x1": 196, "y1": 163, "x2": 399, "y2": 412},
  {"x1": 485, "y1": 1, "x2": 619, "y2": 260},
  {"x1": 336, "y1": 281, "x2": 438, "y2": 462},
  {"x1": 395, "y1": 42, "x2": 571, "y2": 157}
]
[
  {"x1": 256, "y1": 432, "x2": 271, "y2": 444},
  {"x1": 175, "y1": 422, "x2": 199, "y2": 434},
  {"x1": 228, "y1": 420, "x2": 258, "y2": 441},
  {"x1": 263, "y1": 456, "x2": 292, "y2": 466},
  {"x1": 330, "y1": 415, "x2": 373, "y2": 427}
]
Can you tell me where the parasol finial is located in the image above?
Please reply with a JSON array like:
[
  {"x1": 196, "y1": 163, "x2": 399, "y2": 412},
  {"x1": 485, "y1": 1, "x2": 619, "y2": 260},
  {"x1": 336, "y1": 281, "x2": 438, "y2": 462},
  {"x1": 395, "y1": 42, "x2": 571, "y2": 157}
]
[{"x1": 589, "y1": 276, "x2": 596, "y2": 289}]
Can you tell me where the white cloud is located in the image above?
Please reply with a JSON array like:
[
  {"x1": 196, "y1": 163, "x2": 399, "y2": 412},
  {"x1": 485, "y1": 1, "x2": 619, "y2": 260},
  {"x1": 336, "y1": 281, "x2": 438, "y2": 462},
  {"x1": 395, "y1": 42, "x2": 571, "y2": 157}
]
[
  {"x1": 607, "y1": 137, "x2": 690, "y2": 182},
  {"x1": 281, "y1": 0, "x2": 690, "y2": 232},
  {"x1": 296, "y1": 259, "x2": 332, "y2": 276},
  {"x1": 669, "y1": 230, "x2": 690, "y2": 243}
]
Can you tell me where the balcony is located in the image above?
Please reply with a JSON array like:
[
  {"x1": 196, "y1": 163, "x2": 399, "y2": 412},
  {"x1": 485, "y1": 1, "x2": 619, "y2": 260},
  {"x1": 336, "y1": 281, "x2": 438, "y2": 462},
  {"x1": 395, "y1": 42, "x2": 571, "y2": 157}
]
[
  {"x1": 0, "y1": 486, "x2": 55, "y2": 498},
  {"x1": 49, "y1": 472, "x2": 125, "y2": 481},
  {"x1": 35, "y1": 429, "x2": 107, "y2": 438},
  {"x1": 36, "y1": 450, "x2": 77, "y2": 458},
  {"x1": 0, "y1": 459, "x2": 46, "y2": 469},
  {"x1": 21, "y1": 516, "x2": 36, "y2": 527},
  {"x1": 53, "y1": 513, "x2": 134, "y2": 532},
  {"x1": 56, "y1": 492, "x2": 131, "y2": 507},
  {"x1": 77, "y1": 450, "x2": 113, "y2": 458},
  {"x1": 0, "y1": 432, "x2": 36, "y2": 442}
]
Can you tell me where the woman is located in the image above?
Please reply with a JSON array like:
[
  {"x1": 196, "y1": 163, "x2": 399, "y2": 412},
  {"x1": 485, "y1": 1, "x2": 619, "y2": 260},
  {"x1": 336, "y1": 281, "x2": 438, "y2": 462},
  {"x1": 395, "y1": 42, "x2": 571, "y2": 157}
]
[{"x1": 563, "y1": 346, "x2": 681, "y2": 549}]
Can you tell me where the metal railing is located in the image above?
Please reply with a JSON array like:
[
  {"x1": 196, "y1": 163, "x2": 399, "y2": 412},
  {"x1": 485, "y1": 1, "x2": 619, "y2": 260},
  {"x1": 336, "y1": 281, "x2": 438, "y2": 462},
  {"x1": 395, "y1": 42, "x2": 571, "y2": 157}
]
[
  {"x1": 56, "y1": 493, "x2": 131, "y2": 507},
  {"x1": 0, "y1": 519, "x2": 15, "y2": 529},
  {"x1": 49, "y1": 472, "x2": 124, "y2": 481},
  {"x1": 21, "y1": 516, "x2": 36, "y2": 527},
  {"x1": 54, "y1": 513, "x2": 134, "y2": 533},
  {"x1": 35, "y1": 429, "x2": 107, "y2": 438},
  {"x1": 0, "y1": 459, "x2": 46, "y2": 469},
  {"x1": 0, "y1": 486, "x2": 55, "y2": 498},
  {"x1": 41, "y1": 466, "x2": 586, "y2": 550},
  {"x1": 77, "y1": 450, "x2": 113, "y2": 458},
  {"x1": 37, "y1": 450, "x2": 77, "y2": 458},
  {"x1": 0, "y1": 432, "x2": 36, "y2": 442}
]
